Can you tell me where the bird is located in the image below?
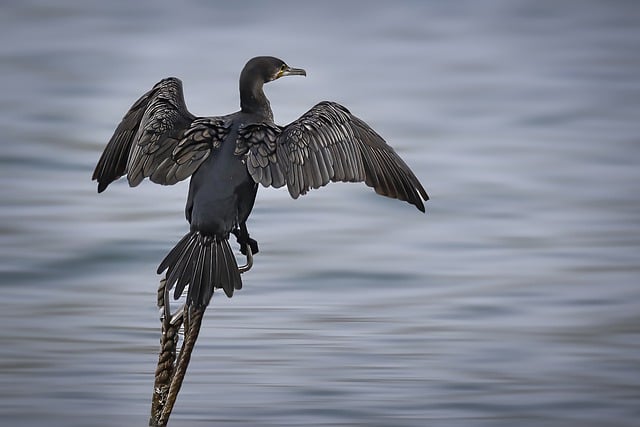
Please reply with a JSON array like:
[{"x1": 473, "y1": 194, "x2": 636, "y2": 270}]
[{"x1": 92, "y1": 56, "x2": 428, "y2": 310}]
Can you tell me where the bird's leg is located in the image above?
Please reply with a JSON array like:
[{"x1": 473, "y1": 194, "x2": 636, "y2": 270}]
[
  {"x1": 232, "y1": 222, "x2": 259, "y2": 255},
  {"x1": 232, "y1": 222, "x2": 257, "y2": 273}
]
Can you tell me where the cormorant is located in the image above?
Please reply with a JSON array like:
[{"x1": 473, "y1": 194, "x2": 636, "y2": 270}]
[{"x1": 93, "y1": 56, "x2": 428, "y2": 309}]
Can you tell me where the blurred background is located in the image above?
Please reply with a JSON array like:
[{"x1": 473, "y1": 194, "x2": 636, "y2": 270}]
[{"x1": 1, "y1": 1, "x2": 639, "y2": 426}]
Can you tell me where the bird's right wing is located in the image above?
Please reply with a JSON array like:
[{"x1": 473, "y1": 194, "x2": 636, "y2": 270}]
[
  {"x1": 237, "y1": 101, "x2": 428, "y2": 212},
  {"x1": 92, "y1": 77, "x2": 230, "y2": 192}
]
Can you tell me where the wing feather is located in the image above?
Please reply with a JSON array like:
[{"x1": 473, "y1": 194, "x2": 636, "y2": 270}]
[
  {"x1": 238, "y1": 101, "x2": 428, "y2": 211},
  {"x1": 92, "y1": 78, "x2": 229, "y2": 192}
]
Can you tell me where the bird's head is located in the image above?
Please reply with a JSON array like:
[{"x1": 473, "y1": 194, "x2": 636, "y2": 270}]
[{"x1": 242, "y1": 56, "x2": 306, "y2": 84}]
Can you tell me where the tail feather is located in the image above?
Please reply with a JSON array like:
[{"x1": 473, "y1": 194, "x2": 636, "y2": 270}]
[
  {"x1": 164, "y1": 234, "x2": 197, "y2": 295},
  {"x1": 219, "y1": 238, "x2": 236, "y2": 297},
  {"x1": 158, "y1": 231, "x2": 242, "y2": 307},
  {"x1": 189, "y1": 243, "x2": 204, "y2": 305},
  {"x1": 201, "y1": 242, "x2": 213, "y2": 304}
]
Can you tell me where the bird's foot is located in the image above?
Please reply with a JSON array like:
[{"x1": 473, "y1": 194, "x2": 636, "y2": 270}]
[
  {"x1": 244, "y1": 237, "x2": 259, "y2": 255},
  {"x1": 232, "y1": 225, "x2": 257, "y2": 273},
  {"x1": 231, "y1": 228, "x2": 259, "y2": 255},
  {"x1": 238, "y1": 245, "x2": 253, "y2": 274}
]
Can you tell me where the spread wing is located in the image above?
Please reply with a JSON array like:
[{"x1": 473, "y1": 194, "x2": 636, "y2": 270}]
[
  {"x1": 238, "y1": 101, "x2": 428, "y2": 212},
  {"x1": 92, "y1": 77, "x2": 229, "y2": 193}
]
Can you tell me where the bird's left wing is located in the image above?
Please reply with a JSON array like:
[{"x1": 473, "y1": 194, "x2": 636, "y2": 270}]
[
  {"x1": 236, "y1": 101, "x2": 428, "y2": 211},
  {"x1": 92, "y1": 77, "x2": 230, "y2": 192}
]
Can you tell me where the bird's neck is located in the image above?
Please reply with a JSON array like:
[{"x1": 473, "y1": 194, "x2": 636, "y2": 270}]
[{"x1": 240, "y1": 78, "x2": 273, "y2": 122}]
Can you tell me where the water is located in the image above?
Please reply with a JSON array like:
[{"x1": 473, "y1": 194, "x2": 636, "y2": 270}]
[{"x1": 1, "y1": 1, "x2": 639, "y2": 426}]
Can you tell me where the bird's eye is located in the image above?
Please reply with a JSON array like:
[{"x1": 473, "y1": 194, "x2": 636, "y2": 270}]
[{"x1": 280, "y1": 64, "x2": 287, "y2": 71}]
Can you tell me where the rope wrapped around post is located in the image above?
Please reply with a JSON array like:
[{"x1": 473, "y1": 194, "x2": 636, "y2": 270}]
[
  {"x1": 149, "y1": 278, "x2": 204, "y2": 427},
  {"x1": 149, "y1": 277, "x2": 182, "y2": 426}
]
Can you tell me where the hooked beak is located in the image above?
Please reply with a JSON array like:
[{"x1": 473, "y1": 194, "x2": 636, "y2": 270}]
[{"x1": 278, "y1": 66, "x2": 307, "y2": 78}]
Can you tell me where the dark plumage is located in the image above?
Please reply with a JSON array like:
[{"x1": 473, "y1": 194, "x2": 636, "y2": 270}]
[{"x1": 93, "y1": 56, "x2": 428, "y2": 308}]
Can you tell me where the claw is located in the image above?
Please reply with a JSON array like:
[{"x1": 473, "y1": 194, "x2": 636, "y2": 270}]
[{"x1": 238, "y1": 244, "x2": 253, "y2": 273}]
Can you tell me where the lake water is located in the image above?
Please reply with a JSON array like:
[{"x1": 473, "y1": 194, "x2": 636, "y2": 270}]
[{"x1": 1, "y1": 1, "x2": 639, "y2": 426}]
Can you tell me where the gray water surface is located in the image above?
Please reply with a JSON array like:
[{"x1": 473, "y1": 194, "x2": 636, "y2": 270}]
[{"x1": 1, "y1": 1, "x2": 639, "y2": 426}]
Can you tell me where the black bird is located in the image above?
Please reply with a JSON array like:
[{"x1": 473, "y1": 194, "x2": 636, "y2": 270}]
[{"x1": 93, "y1": 56, "x2": 428, "y2": 309}]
